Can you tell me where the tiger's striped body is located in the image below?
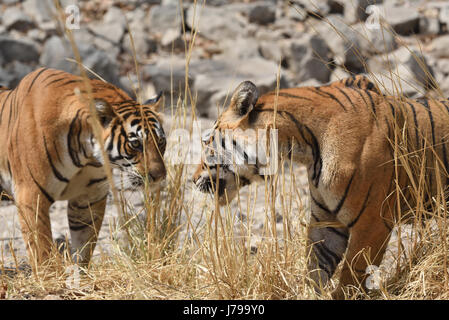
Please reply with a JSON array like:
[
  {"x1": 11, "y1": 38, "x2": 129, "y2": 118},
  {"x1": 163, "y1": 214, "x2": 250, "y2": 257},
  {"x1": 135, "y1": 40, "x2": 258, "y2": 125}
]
[
  {"x1": 0, "y1": 68, "x2": 166, "y2": 267},
  {"x1": 193, "y1": 76, "x2": 449, "y2": 299}
]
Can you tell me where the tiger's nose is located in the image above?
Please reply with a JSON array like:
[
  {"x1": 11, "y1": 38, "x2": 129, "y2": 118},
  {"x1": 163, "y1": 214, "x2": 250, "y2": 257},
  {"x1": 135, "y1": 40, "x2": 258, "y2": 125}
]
[{"x1": 147, "y1": 167, "x2": 166, "y2": 183}]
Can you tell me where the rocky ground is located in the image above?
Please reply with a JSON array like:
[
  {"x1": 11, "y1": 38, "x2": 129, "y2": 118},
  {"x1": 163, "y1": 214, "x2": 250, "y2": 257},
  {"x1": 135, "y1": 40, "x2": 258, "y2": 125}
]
[{"x1": 0, "y1": 0, "x2": 446, "y2": 272}]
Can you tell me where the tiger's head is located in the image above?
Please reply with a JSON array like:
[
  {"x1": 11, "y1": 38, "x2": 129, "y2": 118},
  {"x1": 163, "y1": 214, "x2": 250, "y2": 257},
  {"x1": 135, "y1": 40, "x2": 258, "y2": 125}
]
[
  {"x1": 193, "y1": 81, "x2": 279, "y2": 205},
  {"x1": 93, "y1": 90, "x2": 167, "y2": 189}
]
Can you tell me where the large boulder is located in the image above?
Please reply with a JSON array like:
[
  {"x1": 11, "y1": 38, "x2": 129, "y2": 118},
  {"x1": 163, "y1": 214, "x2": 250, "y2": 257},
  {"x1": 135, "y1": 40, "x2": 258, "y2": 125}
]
[
  {"x1": 344, "y1": 0, "x2": 383, "y2": 24},
  {"x1": 39, "y1": 35, "x2": 120, "y2": 87},
  {"x1": 313, "y1": 14, "x2": 366, "y2": 73},
  {"x1": 379, "y1": 3, "x2": 420, "y2": 35},
  {"x1": 0, "y1": 36, "x2": 40, "y2": 64},
  {"x1": 147, "y1": 4, "x2": 182, "y2": 35},
  {"x1": 282, "y1": 33, "x2": 331, "y2": 84},
  {"x1": 186, "y1": 5, "x2": 247, "y2": 42},
  {"x1": 2, "y1": 7, "x2": 35, "y2": 32},
  {"x1": 367, "y1": 46, "x2": 434, "y2": 97},
  {"x1": 190, "y1": 58, "x2": 289, "y2": 118}
]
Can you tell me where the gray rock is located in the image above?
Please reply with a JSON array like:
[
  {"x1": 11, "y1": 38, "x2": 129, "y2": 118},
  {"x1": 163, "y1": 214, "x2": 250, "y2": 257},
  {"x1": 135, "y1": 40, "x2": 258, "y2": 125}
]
[
  {"x1": 103, "y1": 6, "x2": 127, "y2": 26},
  {"x1": 216, "y1": 37, "x2": 261, "y2": 60},
  {"x1": 126, "y1": 8, "x2": 147, "y2": 33},
  {"x1": 0, "y1": 36, "x2": 40, "y2": 64},
  {"x1": 419, "y1": 16, "x2": 440, "y2": 35},
  {"x1": 88, "y1": 21, "x2": 124, "y2": 60},
  {"x1": 381, "y1": 4, "x2": 420, "y2": 35},
  {"x1": 186, "y1": 5, "x2": 247, "y2": 41},
  {"x1": 436, "y1": 59, "x2": 449, "y2": 76},
  {"x1": 23, "y1": 0, "x2": 54, "y2": 24},
  {"x1": 439, "y1": 4, "x2": 449, "y2": 26},
  {"x1": 259, "y1": 40, "x2": 283, "y2": 63},
  {"x1": 190, "y1": 58, "x2": 288, "y2": 118},
  {"x1": 248, "y1": 2, "x2": 276, "y2": 25},
  {"x1": 78, "y1": 44, "x2": 121, "y2": 87},
  {"x1": 160, "y1": 28, "x2": 185, "y2": 52},
  {"x1": 142, "y1": 57, "x2": 193, "y2": 104},
  {"x1": 367, "y1": 46, "x2": 434, "y2": 96},
  {"x1": 352, "y1": 22, "x2": 397, "y2": 55},
  {"x1": 330, "y1": 67, "x2": 351, "y2": 82},
  {"x1": 3, "y1": 7, "x2": 35, "y2": 32},
  {"x1": 314, "y1": 14, "x2": 366, "y2": 72},
  {"x1": 27, "y1": 29, "x2": 47, "y2": 42},
  {"x1": 147, "y1": 4, "x2": 181, "y2": 35},
  {"x1": 0, "y1": 67, "x2": 14, "y2": 88},
  {"x1": 39, "y1": 35, "x2": 120, "y2": 87},
  {"x1": 282, "y1": 33, "x2": 331, "y2": 83},
  {"x1": 123, "y1": 31, "x2": 157, "y2": 58},
  {"x1": 344, "y1": 0, "x2": 383, "y2": 23},
  {"x1": 39, "y1": 36, "x2": 74, "y2": 73},
  {"x1": 429, "y1": 34, "x2": 449, "y2": 59},
  {"x1": 292, "y1": 0, "x2": 331, "y2": 18},
  {"x1": 4, "y1": 61, "x2": 33, "y2": 88}
]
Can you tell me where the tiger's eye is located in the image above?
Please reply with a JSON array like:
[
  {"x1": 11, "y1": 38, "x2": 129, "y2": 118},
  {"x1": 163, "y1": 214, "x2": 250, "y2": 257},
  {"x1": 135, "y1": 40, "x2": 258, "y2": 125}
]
[{"x1": 129, "y1": 139, "x2": 142, "y2": 150}]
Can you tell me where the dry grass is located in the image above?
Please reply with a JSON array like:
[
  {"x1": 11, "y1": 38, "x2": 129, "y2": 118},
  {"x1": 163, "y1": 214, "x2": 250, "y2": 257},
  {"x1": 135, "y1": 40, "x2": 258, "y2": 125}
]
[{"x1": 2, "y1": 0, "x2": 449, "y2": 300}]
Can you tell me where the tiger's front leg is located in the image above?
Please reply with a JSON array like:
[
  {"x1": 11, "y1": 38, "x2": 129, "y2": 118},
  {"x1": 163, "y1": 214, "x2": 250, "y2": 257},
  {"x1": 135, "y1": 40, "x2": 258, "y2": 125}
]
[
  {"x1": 307, "y1": 195, "x2": 349, "y2": 296},
  {"x1": 67, "y1": 195, "x2": 107, "y2": 266},
  {"x1": 16, "y1": 186, "x2": 53, "y2": 271}
]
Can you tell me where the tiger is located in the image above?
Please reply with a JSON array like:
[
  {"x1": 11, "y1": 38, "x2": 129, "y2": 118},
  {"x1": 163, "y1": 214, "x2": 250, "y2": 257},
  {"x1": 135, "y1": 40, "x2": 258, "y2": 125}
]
[
  {"x1": 193, "y1": 75, "x2": 449, "y2": 299},
  {"x1": 0, "y1": 67, "x2": 167, "y2": 269}
]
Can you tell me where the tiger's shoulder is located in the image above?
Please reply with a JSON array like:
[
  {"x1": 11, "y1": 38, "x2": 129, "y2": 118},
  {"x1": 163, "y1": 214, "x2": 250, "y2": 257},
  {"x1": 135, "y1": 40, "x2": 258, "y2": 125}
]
[{"x1": 327, "y1": 74, "x2": 382, "y2": 95}]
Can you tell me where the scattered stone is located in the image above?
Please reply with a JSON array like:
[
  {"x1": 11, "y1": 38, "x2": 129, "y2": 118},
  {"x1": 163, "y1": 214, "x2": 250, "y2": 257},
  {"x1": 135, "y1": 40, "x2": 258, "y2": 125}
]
[
  {"x1": 429, "y1": 34, "x2": 449, "y2": 59},
  {"x1": 147, "y1": 4, "x2": 181, "y2": 35},
  {"x1": 160, "y1": 28, "x2": 185, "y2": 52},
  {"x1": 216, "y1": 37, "x2": 261, "y2": 60},
  {"x1": 293, "y1": 0, "x2": 331, "y2": 18},
  {"x1": 352, "y1": 22, "x2": 397, "y2": 55},
  {"x1": 419, "y1": 16, "x2": 440, "y2": 36},
  {"x1": 247, "y1": 2, "x2": 276, "y2": 25},
  {"x1": 314, "y1": 14, "x2": 366, "y2": 73},
  {"x1": 23, "y1": 0, "x2": 55, "y2": 24},
  {"x1": 123, "y1": 31, "x2": 157, "y2": 57},
  {"x1": 5, "y1": 61, "x2": 33, "y2": 88},
  {"x1": 344, "y1": 0, "x2": 383, "y2": 24},
  {"x1": 190, "y1": 58, "x2": 288, "y2": 118},
  {"x1": 142, "y1": 57, "x2": 193, "y2": 104},
  {"x1": 0, "y1": 36, "x2": 40, "y2": 64},
  {"x1": 381, "y1": 4, "x2": 420, "y2": 35},
  {"x1": 186, "y1": 5, "x2": 247, "y2": 42},
  {"x1": 368, "y1": 46, "x2": 434, "y2": 96},
  {"x1": 282, "y1": 33, "x2": 331, "y2": 83},
  {"x1": 39, "y1": 36, "x2": 74, "y2": 73},
  {"x1": 39, "y1": 35, "x2": 120, "y2": 86},
  {"x1": 3, "y1": 7, "x2": 35, "y2": 32}
]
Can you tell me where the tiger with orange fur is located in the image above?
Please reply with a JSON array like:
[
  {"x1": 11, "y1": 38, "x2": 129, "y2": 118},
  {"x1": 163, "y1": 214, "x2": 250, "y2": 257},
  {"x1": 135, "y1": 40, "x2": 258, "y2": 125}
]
[
  {"x1": 193, "y1": 75, "x2": 449, "y2": 299},
  {"x1": 0, "y1": 67, "x2": 167, "y2": 269}
]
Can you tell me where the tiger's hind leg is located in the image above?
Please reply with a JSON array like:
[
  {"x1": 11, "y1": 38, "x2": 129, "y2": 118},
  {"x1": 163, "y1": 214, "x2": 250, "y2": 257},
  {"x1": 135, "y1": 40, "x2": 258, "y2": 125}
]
[
  {"x1": 15, "y1": 187, "x2": 53, "y2": 271},
  {"x1": 67, "y1": 195, "x2": 107, "y2": 266},
  {"x1": 307, "y1": 197, "x2": 349, "y2": 296}
]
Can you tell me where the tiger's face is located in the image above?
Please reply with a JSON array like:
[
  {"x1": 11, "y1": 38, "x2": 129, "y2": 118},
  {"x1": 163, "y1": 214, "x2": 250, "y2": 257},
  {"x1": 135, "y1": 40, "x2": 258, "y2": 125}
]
[
  {"x1": 95, "y1": 94, "x2": 167, "y2": 189},
  {"x1": 193, "y1": 81, "x2": 272, "y2": 205}
]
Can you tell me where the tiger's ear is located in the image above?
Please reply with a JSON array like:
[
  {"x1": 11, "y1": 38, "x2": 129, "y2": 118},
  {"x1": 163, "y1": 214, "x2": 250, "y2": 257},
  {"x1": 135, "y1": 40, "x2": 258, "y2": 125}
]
[
  {"x1": 95, "y1": 99, "x2": 115, "y2": 127},
  {"x1": 229, "y1": 81, "x2": 259, "y2": 118},
  {"x1": 144, "y1": 91, "x2": 163, "y2": 111}
]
